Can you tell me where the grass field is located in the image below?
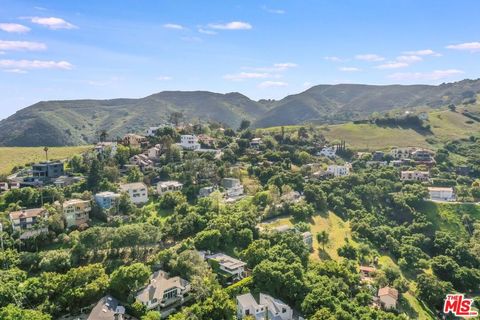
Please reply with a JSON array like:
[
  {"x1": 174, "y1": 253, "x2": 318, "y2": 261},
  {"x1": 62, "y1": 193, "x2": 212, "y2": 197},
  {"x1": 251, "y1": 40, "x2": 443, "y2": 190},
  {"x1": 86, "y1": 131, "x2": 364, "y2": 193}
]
[
  {"x1": 0, "y1": 146, "x2": 91, "y2": 175},
  {"x1": 260, "y1": 105, "x2": 480, "y2": 151}
]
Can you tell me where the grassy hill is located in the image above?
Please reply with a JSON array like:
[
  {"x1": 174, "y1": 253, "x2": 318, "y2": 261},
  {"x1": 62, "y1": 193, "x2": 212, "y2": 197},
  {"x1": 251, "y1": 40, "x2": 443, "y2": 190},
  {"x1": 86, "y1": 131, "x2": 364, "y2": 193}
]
[
  {"x1": 261, "y1": 104, "x2": 480, "y2": 150},
  {"x1": 1, "y1": 79, "x2": 479, "y2": 147},
  {"x1": 0, "y1": 146, "x2": 91, "y2": 175}
]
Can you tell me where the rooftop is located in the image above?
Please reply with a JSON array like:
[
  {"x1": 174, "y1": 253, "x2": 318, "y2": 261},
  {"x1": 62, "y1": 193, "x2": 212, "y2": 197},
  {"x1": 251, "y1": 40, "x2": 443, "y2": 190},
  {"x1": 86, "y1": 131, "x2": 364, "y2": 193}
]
[
  {"x1": 207, "y1": 253, "x2": 246, "y2": 270},
  {"x1": 87, "y1": 295, "x2": 125, "y2": 320},
  {"x1": 136, "y1": 270, "x2": 189, "y2": 304},
  {"x1": 9, "y1": 208, "x2": 46, "y2": 220},
  {"x1": 120, "y1": 182, "x2": 147, "y2": 190},
  {"x1": 378, "y1": 287, "x2": 399, "y2": 300}
]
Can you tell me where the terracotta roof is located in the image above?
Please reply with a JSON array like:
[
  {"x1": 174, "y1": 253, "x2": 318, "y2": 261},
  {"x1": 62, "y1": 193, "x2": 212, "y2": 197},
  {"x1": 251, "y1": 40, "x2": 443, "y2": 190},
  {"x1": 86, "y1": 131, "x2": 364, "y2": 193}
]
[
  {"x1": 378, "y1": 287, "x2": 399, "y2": 300},
  {"x1": 9, "y1": 208, "x2": 46, "y2": 220},
  {"x1": 359, "y1": 266, "x2": 377, "y2": 273}
]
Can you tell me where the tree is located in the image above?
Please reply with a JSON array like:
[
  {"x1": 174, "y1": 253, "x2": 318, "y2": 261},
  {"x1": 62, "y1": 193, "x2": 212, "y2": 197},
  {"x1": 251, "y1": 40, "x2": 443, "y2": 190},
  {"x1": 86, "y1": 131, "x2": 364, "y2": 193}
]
[
  {"x1": 141, "y1": 311, "x2": 161, "y2": 320},
  {"x1": 316, "y1": 231, "x2": 329, "y2": 250},
  {"x1": 194, "y1": 229, "x2": 222, "y2": 251},
  {"x1": 337, "y1": 242, "x2": 357, "y2": 260},
  {"x1": 86, "y1": 158, "x2": 103, "y2": 192},
  {"x1": 416, "y1": 273, "x2": 453, "y2": 309},
  {"x1": 127, "y1": 166, "x2": 144, "y2": 183},
  {"x1": 239, "y1": 119, "x2": 251, "y2": 131},
  {"x1": 0, "y1": 305, "x2": 51, "y2": 320},
  {"x1": 110, "y1": 263, "x2": 151, "y2": 300}
]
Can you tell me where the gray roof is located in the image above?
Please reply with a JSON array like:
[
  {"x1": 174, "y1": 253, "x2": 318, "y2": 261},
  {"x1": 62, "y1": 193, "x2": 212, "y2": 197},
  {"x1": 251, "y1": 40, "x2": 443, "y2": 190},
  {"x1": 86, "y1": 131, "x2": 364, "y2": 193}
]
[
  {"x1": 87, "y1": 295, "x2": 125, "y2": 320},
  {"x1": 136, "y1": 270, "x2": 189, "y2": 304},
  {"x1": 236, "y1": 293, "x2": 259, "y2": 308}
]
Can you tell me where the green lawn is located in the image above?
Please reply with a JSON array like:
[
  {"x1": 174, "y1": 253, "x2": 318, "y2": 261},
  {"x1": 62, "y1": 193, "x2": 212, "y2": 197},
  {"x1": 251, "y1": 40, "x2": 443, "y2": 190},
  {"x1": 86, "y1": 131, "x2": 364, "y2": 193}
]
[{"x1": 0, "y1": 146, "x2": 91, "y2": 175}]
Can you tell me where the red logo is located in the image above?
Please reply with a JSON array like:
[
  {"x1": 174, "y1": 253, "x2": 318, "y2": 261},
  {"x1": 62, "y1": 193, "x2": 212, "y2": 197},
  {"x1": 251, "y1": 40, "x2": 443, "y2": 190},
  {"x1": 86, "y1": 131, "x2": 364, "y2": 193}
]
[{"x1": 443, "y1": 294, "x2": 478, "y2": 318}]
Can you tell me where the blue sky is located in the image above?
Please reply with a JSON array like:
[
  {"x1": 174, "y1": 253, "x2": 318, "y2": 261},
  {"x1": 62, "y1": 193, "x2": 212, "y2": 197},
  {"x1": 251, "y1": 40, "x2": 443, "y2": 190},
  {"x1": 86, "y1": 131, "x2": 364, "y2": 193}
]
[{"x1": 0, "y1": 0, "x2": 479, "y2": 119}]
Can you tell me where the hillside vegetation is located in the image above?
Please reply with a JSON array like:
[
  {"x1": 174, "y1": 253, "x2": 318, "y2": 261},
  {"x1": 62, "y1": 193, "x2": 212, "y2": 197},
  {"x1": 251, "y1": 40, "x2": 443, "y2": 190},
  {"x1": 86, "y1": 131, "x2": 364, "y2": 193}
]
[{"x1": 1, "y1": 79, "x2": 479, "y2": 146}]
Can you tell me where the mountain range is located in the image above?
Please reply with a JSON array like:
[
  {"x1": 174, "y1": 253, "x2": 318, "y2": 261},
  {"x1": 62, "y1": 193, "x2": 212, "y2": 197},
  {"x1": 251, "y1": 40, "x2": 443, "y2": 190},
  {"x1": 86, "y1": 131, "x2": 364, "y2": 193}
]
[{"x1": 1, "y1": 79, "x2": 479, "y2": 146}]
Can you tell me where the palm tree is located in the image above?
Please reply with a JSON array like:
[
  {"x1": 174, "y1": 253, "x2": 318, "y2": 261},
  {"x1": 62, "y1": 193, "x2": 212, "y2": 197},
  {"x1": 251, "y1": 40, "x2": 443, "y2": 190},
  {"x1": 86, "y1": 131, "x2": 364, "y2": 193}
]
[
  {"x1": 43, "y1": 146, "x2": 49, "y2": 161},
  {"x1": 316, "y1": 230, "x2": 329, "y2": 250}
]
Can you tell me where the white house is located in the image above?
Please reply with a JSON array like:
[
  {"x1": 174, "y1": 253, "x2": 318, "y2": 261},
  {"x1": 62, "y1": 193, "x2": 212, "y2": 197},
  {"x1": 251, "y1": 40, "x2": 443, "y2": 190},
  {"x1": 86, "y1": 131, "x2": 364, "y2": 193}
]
[
  {"x1": 250, "y1": 138, "x2": 262, "y2": 149},
  {"x1": 236, "y1": 292, "x2": 294, "y2": 320},
  {"x1": 119, "y1": 182, "x2": 148, "y2": 204},
  {"x1": 428, "y1": 187, "x2": 455, "y2": 201},
  {"x1": 317, "y1": 146, "x2": 336, "y2": 158},
  {"x1": 94, "y1": 142, "x2": 117, "y2": 157},
  {"x1": 136, "y1": 270, "x2": 191, "y2": 311},
  {"x1": 95, "y1": 191, "x2": 121, "y2": 211},
  {"x1": 157, "y1": 181, "x2": 183, "y2": 196},
  {"x1": 146, "y1": 126, "x2": 161, "y2": 137},
  {"x1": 327, "y1": 164, "x2": 351, "y2": 177},
  {"x1": 207, "y1": 253, "x2": 246, "y2": 281},
  {"x1": 400, "y1": 171, "x2": 430, "y2": 182},
  {"x1": 198, "y1": 186, "x2": 215, "y2": 198},
  {"x1": 178, "y1": 135, "x2": 201, "y2": 150},
  {"x1": 377, "y1": 287, "x2": 399, "y2": 310},
  {"x1": 57, "y1": 199, "x2": 91, "y2": 228}
]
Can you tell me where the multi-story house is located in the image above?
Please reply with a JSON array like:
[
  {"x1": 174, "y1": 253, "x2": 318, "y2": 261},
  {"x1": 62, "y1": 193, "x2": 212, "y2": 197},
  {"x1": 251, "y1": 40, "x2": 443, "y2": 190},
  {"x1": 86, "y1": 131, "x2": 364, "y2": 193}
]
[
  {"x1": 206, "y1": 253, "x2": 246, "y2": 282},
  {"x1": 156, "y1": 181, "x2": 183, "y2": 196},
  {"x1": 377, "y1": 287, "x2": 399, "y2": 310},
  {"x1": 95, "y1": 191, "x2": 121, "y2": 211},
  {"x1": 121, "y1": 134, "x2": 148, "y2": 149},
  {"x1": 32, "y1": 161, "x2": 64, "y2": 180},
  {"x1": 57, "y1": 199, "x2": 91, "y2": 228},
  {"x1": 317, "y1": 146, "x2": 336, "y2": 158},
  {"x1": 428, "y1": 187, "x2": 455, "y2": 201},
  {"x1": 119, "y1": 182, "x2": 149, "y2": 204},
  {"x1": 135, "y1": 270, "x2": 191, "y2": 311},
  {"x1": 178, "y1": 135, "x2": 201, "y2": 150},
  {"x1": 94, "y1": 142, "x2": 117, "y2": 157},
  {"x1": 327, "y1": 164, "x2": 351, "y2": 177},
  {"x1": 9, "y1": 208, "x2": 48, "y2": 237},
  {"x1": 221, "y1": 178, "x2": 244, "y2": 198},
  {"x1": 198, "y1": 186, "x2": 215, "y2": 198}
]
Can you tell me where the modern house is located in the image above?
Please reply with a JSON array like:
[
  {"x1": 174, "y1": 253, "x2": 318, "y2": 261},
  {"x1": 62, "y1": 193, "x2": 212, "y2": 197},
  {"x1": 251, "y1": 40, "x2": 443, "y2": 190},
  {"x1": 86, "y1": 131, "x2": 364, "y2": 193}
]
[
  {"x1": 207, "y1": 253, "x2": 246, "y2": 282},
  {"x1": 372, "y1": 151, "x2": 384, "y2": 161},
  {"x1": 428, "y1": 187, "x2": 455, "y2": 201},
  {"x1": 236, "y1": 292, "x2": 294, "y2": 320},
  {"x1": 327, "y1": 164, "x2": 351, "y2": 177},
  {"x1": 156, "y1": 181, "x2": 183, "y2": 196},
  {"x1": 377, "y1": 287, "x2": 399, "y2": 310},
  {"x1": 53, "y1": 175, "x2": 84, "y2": 188},
  {"x1": 95, "y1": 191, "x2": 121, "y2": 211},
  {"x1": 400, "y1": 171, "x2": 430, "y2": 182},
  {"x1": 32, "y1": 161, "x2": 64, "y2": 180},
  {"x1": 221, "y1": 178, "x2": 244, "y2": 198},
  {"x1": 129, "y1": 154, "x2": 154, "y2": 171},
  {"x1": 390, "y1": 147, "x2": 415, "y2": 160},
  {"x1": 146, "y1": 126, "x2": 161, "y2": 137},
  {"x1": 9, "y1": 208, "x2": 48, "y2": 237},
  {"x1": 87, "y1": 295, "x2": 126, "y2": 320},
  {"x1": 57, "y1": 199, "x2": 91, "y2": 228},
  {"x1": 119, "y1": 182, "x2": 149, "y2": 204},
  {"x1": 178, "y1": 135, "x2": 201, "y2": 150},
  {"x1": 135, "y1": 270, "x2": 191, "y2": 312}
]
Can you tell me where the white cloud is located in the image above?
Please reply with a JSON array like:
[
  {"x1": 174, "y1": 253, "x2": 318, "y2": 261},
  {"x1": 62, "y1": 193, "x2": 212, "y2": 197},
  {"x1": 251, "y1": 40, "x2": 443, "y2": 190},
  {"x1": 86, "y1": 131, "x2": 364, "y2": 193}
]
[
  {"x1": 224, "y1": 72, "x2": 270, "y2": 81},
  {"x1": 180, "y1": 36, "x2": 202, "y2": 43},
  {"x1": 396, "y1": 55, "x2": 422, "y2": 63},
  {"x1": 244, "y1": 62, "x2": 297, "y2": 72},
  {"x1": 273, "y1": 62, "x2": 297, "y2": 70},
  {"x1": 303, "y1": 81, "x2": 312, "y2": 87},
  {"x1": 208, "y1": 21, "x2": 252, "y2": 30},
  {"x1": 0, "y1": 59, "x2": 73, "y2": 70},
  {"x1": 0, "y1": 40, "x2": 46, "y2": 51},
  {"x1": 0, "y1": 23, "x2": 30, "y2": 33},
  {"x1": 3, "y1": 68, "x2": 27, "y2": 74},
  {"x1": 355, "y1": 54, "x2": 385, "y2": 62},
  {"x1": 446, "y1": 42, "x2": 480, "y2": 52},
  {"x1": 339, "y1": 67, "x2": 361, "y2": 72},
  {"x1": 376, "y1": 62, "x2": 409, "y2": 69},
  {"x1": 262, "y1": 6, "x2": 285, "y2": 14},
  {"x1": 403, "y1": 49, "x2": 441, "y2": 56},
  {"x1": 163, "y1": 23, "x2": 185, "y2": 30},
  {"x1": 324, "y1": 56, "x2": 345, "y2": 62},
  {"x1": 30, "y1": 17, "x2": 76, "y2": 30},
  {"x1": 198, "y1": 28, "x2": 217, "y2": 35},
  {"x1": 157, "y1": 75, "x2": 172, "y2": 81},
  {"x1": 258, "y1": 81, "x2": 288, "y2": 88},
  {"x1": 388, "y1": 69, "x2": 464, "y2": 81}
]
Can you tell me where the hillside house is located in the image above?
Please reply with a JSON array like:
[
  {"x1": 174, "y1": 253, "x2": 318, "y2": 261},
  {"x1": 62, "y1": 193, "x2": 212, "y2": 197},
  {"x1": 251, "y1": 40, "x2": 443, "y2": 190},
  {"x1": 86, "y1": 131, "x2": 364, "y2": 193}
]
[
  {"x1": 57, "y1": 199, "x2": 91, "y2": 228},
  {"x1": 53, "y1": 175, "x2": 84, "y2": 188},
  {"x1": 377, "y1": 287, "x2": 399, "y2": 310},
  {"x1": 359, "y1": 266, "x2": 376, "y2": 281},
  {"x1": 146, "y1": 126, "x2": 161, "y2": 137},
  {"x1": 302, "y1": 231, "x2": 313, "y2": 250},
  {"x1": 121, "y1": 134, "x2": 148, "y2": 149},
  {"x1": 327, "y1": 164, "x2": 351, "y2": 177},
  {"x1": 146, "y1": 144, "x2": 164, "y2": 160},
  {"x1": 32, "y1": 161, "x2": 64, "y2": 180},
  {"x1": 0, "y1": 182, "x2": 8, "y2": 193},
  {"x1": 119, "y1": 182, "x2": 148, "y2": 204},
  {"x1": 372, "y1": 151, "x2": 385, "y2": 161},
  {"x1": 400, "y1": 171, "x2": 430, "y2": 182},
  {"x1": 157, "y1": 181, "x2": 183, "y2": 195},
  {"x1": 135, "y1": 270, "x2": 191, "y2": 312},
  {"x1": 95, "y1": 191, "x2": 121, "y2": 211},
  {"x1": 87, "y1": 295, "x2": 126, "y2": 320},
  {"x1": 9, "y1": 208, "x2": 48, "y2": 238},
  {"x1": 250, "y1": 138, "x2": 262, "y2": 149},
  {"x1": 207, "y1": 253, "x2": 246, "y2": 283},
  {"x1": 221, "y1": 178, "x2": 244, "y2": 198},
  {"x1": 197, "y1": 134, "x2": 216, "y2": 147},
  {"x1": 198, "y1": 186, "x2": 215, "y2": 198},
  {"x1": 317, "y1": 146, "x2": 336, "y2": 158},
  {"x1": 179, "y1": 135, "x2": 201, "y2": 150},
  {"x1": 94, "y1": 141, "x2": 117, "y2": 156},
  {"x1": 390, "y1": 147, "x2": 415, "y2": 160},
  {"x1": 428, "y1": 187, "x2": 455, "y2": 201},
  {"x1": 236, "y1": 292, "x2": 294, "y2": 320},
  {"x1": 129, "y1": 154, "x2": 154, "y2": 171}
]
